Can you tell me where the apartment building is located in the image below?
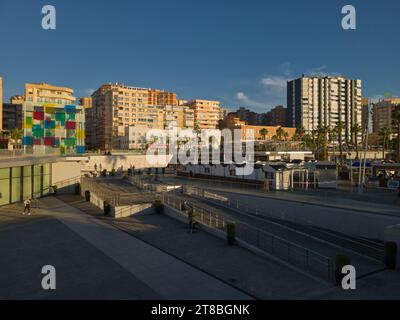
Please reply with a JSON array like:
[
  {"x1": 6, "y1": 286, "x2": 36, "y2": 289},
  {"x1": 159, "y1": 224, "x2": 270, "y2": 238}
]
[
  {"x1": 79, "y1": 97, "x2": 93, "y2": 150},
  {"x1": 91, "y1": 83, "x2": 177, "y2": 150},
  {"x1": 220, "y1": 116, "x2": 295, "y2": 141},
  {"x1": 372, "y1": 98, "x2": 400, "y2": 134},
  {"x1": 2, "y1": 103, "x2": 23, "y2": 131},
  {"x1": 361, "y1": 97, "x2": 370, "y2": 130},
  {"x1": 287, "y1": 76, "x2": 362, "y2": 142},
  {"x1": 25, "y1": 83, "x2": 76, "y2": 105},
  {"x1": 10, "y1": 95, "x2": 25, "y2": 104},
  {"x1": 148, "y1": 89, "x2": 177, "y2": 106},
  {"x1": 187, "y1": 99, "x2": 221, "y2": 129},
  {"x1": 270, "y1": 105, "x2": 287, "y2": 127},
  {"x1": 164, "y1": 105, "x2": 194, "y2": 129}
]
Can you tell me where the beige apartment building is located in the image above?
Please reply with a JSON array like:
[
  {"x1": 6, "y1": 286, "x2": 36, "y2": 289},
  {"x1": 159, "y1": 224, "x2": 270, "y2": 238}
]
[
  {"x1": 91, "y1": 83, "x2": 178, "y2": 150},
  {"x1": 10, "y1": 95, "x2": 25, "y2": 104},
  {"x1": 287, "y1": 76, "x2": 362, "y2": 143},
  {"x1": 361, "y1": 97, "x2": 370, "y2": 129},
  {"x1": 25, "y1": 83, "x2": 76, "y2": 105},
  {"x1": 372, "y1": 98, "x2": 400, "y2": 134},
  {"x1": 164, "y1": 105, "x2": 194, "y2": 129},
  {"x1": 79, "y1": 97, "x2": 93, "y2": 149},
  {"x1": 187, "y1": 99, "x2": 221, "y2": 130},
  {"x1": 148, "y1": 89, "x2": 177, "y2": 106}
]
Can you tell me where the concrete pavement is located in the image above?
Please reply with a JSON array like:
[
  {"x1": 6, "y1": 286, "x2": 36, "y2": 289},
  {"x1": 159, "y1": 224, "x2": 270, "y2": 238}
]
[
  {"x1": 37, "y1": 197, "x2": 252, "y2": 300},
  {"x1": 0, "y1": 203, "x2": 160, "y2": 300},
  {"x1": 57, "y1": 195, "x2": 329, "y2": 299}
]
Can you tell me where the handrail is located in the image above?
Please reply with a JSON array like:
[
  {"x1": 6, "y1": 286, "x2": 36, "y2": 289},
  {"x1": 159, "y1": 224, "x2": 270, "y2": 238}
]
[{"x1": 162, "y1": 191, "x2": 333, "y2": 282}]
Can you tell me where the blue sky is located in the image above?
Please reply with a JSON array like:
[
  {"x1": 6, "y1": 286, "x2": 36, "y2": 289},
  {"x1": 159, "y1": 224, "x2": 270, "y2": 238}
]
[{"x1": 0, "y1": 0, "x2": 399, "y2": 112}]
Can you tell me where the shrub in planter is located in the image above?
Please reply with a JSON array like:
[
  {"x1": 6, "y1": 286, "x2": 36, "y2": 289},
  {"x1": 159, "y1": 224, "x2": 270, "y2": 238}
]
[
  {"x1": 227, "y1": 223, "x2": 236, "y2": 245},
  {"x1": 102, "y1": 169, "x2": 107, "y2": 177},
  {"x1": 103, "y1": 201, "x2": 111, "y2": 216},
  {"x1": 154, "y1": 199, "x2": 164, "y2": 214},
  {"x1": 335, "y1": 254, "x2": 351, "y2": 286},
  {"x1": 85, "y1": 190, "x2": 91, "y2": 202},
  {"x1": 51, "y1": 185, "x2": 58, "y2": 195},
  {"x1": 75, "y1": 183, "x2": 81, "y2": 195},
  {"x1": 111, "y1": 169, "x2": 116, "y2": 177},
  {"x1": 385, "y1": 242, "x2": 398, "y2": 270}
]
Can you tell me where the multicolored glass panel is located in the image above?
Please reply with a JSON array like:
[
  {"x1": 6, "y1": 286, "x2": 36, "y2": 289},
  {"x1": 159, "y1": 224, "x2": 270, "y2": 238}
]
[{"x1": 22, "y1": 104, "x2": 85, "y2": 153}]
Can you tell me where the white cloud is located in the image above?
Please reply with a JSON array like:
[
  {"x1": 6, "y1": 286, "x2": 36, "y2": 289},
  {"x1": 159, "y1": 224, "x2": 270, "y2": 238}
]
[
  {"x1": 235, "y1": 92, "x2": 266, "y2": 109},
  {"x1": 306, "y1": 65, "x2": 341, "y2": 77},
  {"x1": 260, "y1": 76, "x2": 287, "y2": 90}
]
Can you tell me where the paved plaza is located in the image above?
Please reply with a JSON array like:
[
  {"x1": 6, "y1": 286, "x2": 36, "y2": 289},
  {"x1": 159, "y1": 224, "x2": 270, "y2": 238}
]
[
  {"x1": 0, "y1": 198, "x2": 251, "y2": 300},
  {"x1": 1, "y1": 190, "x2": 400, "y2": 300}
]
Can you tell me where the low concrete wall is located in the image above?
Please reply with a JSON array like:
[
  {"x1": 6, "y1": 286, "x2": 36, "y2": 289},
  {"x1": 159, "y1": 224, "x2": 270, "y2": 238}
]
[
  {"x1": 81, "y1": 186, "x2": 153, "y2": 219},
  {"x1": 384, "y1": 225, "x2": 400, "y2": 269},
  {"x1": 113, "y1": 203, "x2": 153, "y2": 219},
  {"x1": 76, "y1": 154, "x2": 172, "y2": 172},
  {"x1": 52, "y1": 161, "x2": 82, "y2": 185}
]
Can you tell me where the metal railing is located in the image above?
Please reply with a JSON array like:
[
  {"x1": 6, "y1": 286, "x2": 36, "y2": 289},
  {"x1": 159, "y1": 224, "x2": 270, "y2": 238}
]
[
  {"x1": 54, "y1": 176, "x2": 81, "y2": 189},
  {"x1": 184, "y1": 185, "x2": 385, "y2": 261},
  {"x1": 80, "y1": 177, "x2": 121, "y2": 206},
  {"x1": 162, "y1": 191, "x2": 333, "y2": 282}
]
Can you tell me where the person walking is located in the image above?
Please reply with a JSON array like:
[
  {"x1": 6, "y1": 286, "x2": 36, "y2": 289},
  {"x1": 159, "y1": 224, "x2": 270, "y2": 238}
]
[{"x1": 23, "y1": 198, "x2": 31, "y2": 215}]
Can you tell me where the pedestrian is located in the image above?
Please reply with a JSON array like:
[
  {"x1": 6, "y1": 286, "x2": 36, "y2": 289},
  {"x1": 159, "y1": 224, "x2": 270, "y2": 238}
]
[{"x1": 23, "y1": 198, "x2": 31, "y2": 215}]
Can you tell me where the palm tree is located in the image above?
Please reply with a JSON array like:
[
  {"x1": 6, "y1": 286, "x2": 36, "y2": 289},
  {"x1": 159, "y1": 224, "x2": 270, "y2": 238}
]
[
  {"x1": 351, "y1": 124, "x2": 363, "y2": 159},
  {"x1": 379, "y1": 127, "x2": 391, "y2": 160},
  {"x1": 392, "y1": 104, "x2": 400, "y2": 162},
  {"x1": 296, "y1": 126, "x2": 305, "y2": 139},
  {"x1": 9, "y1": 128, "x2": 22, "y2": 150},
  {"x1": 276, "y1": 127, "x2": 285, "y2": 141},
  {"x1": 334, "y1": 122, "x2": 345, "y2": 164},
  {"x1": 301, "y1": 134, "x2": 313, "y2": 150},
  {"x1": 259, "y1": 128, "x2": 268, "y2": 141},
  {"x1": 316, "y1": 126, "x2": 329, "y2": 160},
  {"x1": 329, "y1": 127, "x2": 338, "y2": 161}
]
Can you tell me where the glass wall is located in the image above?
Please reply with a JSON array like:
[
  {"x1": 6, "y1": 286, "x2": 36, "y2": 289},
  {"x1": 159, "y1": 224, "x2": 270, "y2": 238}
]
[
  {"x1": 43, "y1": 164, "x2": 51, "y2": 195},
  {"x1": 33, "y1": 165, "x2": 42, "y2": 197},
  {"x1": 11, "y1": 167, "x2": 21, "y2": 203},
  {"x1": 0, "y1": 168, "x2": 10, "y2": 206},
  {"x1": 0, "y1": 163, "x2": 52, "y2": 206},
  {"x1": 23, "y1": 166, "x2": 32, "y2": 200}
]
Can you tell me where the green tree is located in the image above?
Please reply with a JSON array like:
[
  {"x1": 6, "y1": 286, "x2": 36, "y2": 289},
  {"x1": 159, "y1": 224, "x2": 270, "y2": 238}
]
[
  {"x1": 296, "y1": 126, "x2": 305, "y2": 139},
  {"x1": 351, "y1": 124, "x2": 363, "y2": 159},
  {"x1": 379, "y1": 127, "x2": 391, "y2": 160},
  {"x1": 276, "y1": 127, "x2": 285, "y2": 141},
  {"x1": 392, "y1": 104, "x2": 400, "y2": 162},
  {"x1": 259, "y1": 128, "x2": 269, "y2": 141},
  {"x1": 9, "y1": 128, "x2": 23, "y2": 150},
  {"x1": 334, "y1": 122, "x2": 345, "y2": 164},
  {"x1": 316, "y1": 126, "x2": 329, "y2": 161}
]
